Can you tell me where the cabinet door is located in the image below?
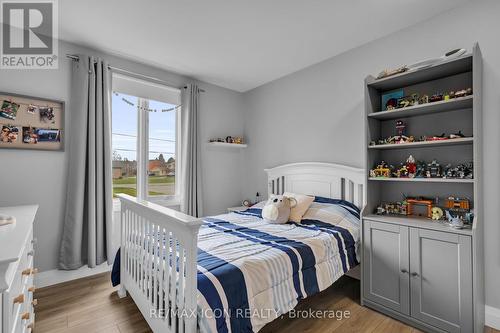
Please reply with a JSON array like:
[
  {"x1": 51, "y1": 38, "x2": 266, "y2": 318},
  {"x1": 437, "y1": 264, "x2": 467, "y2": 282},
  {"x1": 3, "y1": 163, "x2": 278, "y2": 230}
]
[
  {"x1": 363, "y1": 220, "x2": 409, "y2": 315},
  {"x1": 409, "y1": 228, "x2": 473, "y2": 333}
]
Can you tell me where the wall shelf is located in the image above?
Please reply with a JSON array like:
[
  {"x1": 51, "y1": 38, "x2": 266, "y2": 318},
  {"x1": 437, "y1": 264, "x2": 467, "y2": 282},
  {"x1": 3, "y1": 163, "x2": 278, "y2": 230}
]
[
  {"x1": 207, "y1": 142, "x2": 247, "y2": 148},
  {"x1": 366, "y1": 53, "x2": 472, "y2": 91},
  {"x1": 368, "y1": 137, "x2": 473, "y2": 150},
  {"x1": 368, "y1": 177, "x2": 473, "y2": 183},
  {"x1": 367, "y1": 95, "x2": 473, "y2": 120}
]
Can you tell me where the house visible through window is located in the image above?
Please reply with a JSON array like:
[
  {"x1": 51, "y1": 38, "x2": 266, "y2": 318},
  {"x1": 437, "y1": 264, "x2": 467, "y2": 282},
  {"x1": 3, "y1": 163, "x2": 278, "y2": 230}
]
[{"x1": 111, "y1": 74, "x2": 181, "y2": 206}]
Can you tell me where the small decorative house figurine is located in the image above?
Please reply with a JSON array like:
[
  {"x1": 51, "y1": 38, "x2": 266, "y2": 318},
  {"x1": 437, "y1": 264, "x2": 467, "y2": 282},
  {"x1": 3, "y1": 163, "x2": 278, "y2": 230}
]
[
  {"x1": 427, "y1": 159, "x2": 441, "y2": 178},
  {"x1": 370, "y1": 161, "x2": 392, "y2": 178},
  {"x1": 407, "y1": 197, "x2": 434, "y2": 218}
]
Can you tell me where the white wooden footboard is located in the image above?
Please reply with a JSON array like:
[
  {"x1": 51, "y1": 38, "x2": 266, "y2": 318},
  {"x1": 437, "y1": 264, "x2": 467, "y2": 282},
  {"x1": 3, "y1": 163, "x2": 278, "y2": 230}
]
[{"x1": 117, "y1": 194, "x2": 202, "y2": 333}]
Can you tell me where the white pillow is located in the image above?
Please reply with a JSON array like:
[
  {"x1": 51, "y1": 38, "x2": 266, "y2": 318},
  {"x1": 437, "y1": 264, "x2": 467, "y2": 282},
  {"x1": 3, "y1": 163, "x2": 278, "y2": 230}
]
[{"x1": 283, "y1": 192, "x2": 315, "y2": 223}]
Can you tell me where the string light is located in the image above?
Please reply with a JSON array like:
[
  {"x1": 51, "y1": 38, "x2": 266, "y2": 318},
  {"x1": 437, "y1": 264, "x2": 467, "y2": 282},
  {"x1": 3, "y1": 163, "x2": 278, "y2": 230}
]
[{"x1": 113, "y1": 92, "x2": 180, "y2": 112}]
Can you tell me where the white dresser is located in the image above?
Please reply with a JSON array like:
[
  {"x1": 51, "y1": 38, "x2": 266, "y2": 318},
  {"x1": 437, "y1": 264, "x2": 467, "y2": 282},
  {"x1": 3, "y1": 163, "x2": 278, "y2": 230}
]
[{"x1": 0, "y1": 205, "x2": 38, "y2": 333}]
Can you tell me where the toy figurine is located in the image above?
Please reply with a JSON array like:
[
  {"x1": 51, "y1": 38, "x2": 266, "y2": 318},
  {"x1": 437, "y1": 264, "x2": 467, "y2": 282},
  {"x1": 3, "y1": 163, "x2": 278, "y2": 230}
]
[
  {"x1": 449, "y1": 131, "x2": 465, "y2": 139},
  {"x1": 406, "y1": 155, "x2": 416, "y2": 177},
  {"x1": 376, "y1": 201, "x2": 408, "y2": 216},
  {"x1": 370, "y1": 161, "x2": 392, "y2": 178},
  {"x1": 426, "y1": 133, "x2": 448, "y2": 141},
  {"x1": 415, "y1": 161, "x2": 427, "y2": 178},
  {"x1": 387, "y1": 120, "x2": 414, "y2": 144},
  {"x1": 419, "y1": 95, "x2": 429, "y2": 104},
  {"x1": 454, "y1": 89, "x2": 470, "y2": 98},
  {"x1": 446, "y1": 210, "x2": 464, "y2": 229},
  {"x1": 431, "y1": 207, "x2": 444, "y2": 220},
  {"x1": 430, "y1": 93, "x2": 443, "y2": 102},
  {"x1": 394, "y1": 164, "x2": 409, "y2": 178},
  {"x1": 397, "y1": 97, "x2": 412, "y2": 108},
  {"x1": 427, "y1": 159, "x2": 441, "y2": 178}
]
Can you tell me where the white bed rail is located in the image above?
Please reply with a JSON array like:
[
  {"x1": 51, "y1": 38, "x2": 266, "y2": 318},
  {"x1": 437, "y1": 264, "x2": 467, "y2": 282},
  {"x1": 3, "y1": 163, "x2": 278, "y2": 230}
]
[{"x1": 117, "y1": 194, "x2": 202, "y2": 333}]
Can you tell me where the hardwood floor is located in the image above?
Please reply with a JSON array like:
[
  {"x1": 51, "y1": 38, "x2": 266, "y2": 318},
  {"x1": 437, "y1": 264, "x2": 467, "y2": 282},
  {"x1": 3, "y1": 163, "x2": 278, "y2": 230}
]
[{"x1": 34, "y1": 272, "x2": 497, "y2": 333}]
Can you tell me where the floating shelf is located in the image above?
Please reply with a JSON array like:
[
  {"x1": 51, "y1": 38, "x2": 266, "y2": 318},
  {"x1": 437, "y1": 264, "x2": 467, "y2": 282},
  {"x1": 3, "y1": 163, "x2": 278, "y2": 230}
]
[
  {"x1": 368, "y1": 177, "x2": 473, "y2": 183},
  {"x1": 367, "y1": 95, "x2": 473, "y2": 120},
  {"x1": 368, "y1": 137, "x2": 473, "y2": 150},
  {"x1": 207, "y1": 142, "x2": 247, "y2": 148},
  {"x1": 367, "y1": 54, "x2": 472, "y2": 91}
]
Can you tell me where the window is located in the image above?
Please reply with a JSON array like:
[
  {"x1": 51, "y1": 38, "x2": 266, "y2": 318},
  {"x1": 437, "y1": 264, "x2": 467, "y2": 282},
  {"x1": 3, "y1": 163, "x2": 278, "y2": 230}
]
[{"x1": 111, "y1": 74, "x2": 181, "y2": 206}]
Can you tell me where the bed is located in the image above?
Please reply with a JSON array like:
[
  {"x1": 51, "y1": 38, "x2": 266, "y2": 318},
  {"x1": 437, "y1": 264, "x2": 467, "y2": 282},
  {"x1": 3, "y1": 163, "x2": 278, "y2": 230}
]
[{"x1": 113, "y1": 162, "x2": 365, "y2": 333}]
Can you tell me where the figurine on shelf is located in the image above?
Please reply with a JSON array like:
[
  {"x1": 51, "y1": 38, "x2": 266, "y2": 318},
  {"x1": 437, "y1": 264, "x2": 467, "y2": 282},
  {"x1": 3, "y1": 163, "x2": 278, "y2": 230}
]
[
  {"x1": 394, "y1": 164, "x2": 409, "y2": 178},
  {"x1": 387, "y1": 120, "x2": 414, "y2": 144},
  {"x1": 449, "y1": 131, "x2": 465, "y2": 139},
  {"x1": 430, "y1": 93, "x2": 444, "y2": 103},
  {"x1": 370, "y1": 161, "x2": 392, "y2": 178},
  {"x1": 427, "y1": 159, "x2": 442, "y2": 178},
  {"x1": 431, "y1": 207, "x2": 444, "y2": 220},
  {"x1": 406, "y1": 155, "x2": 417, "y2": 177},
  {"x1": 425, "y1": 133, "x2": 448, "y2": 141},
  {"x1": 233, "y1": 136, "x2": 244, "y2": 144},
  {"x1": 376, "y1": 201, "x2": 408, "y2": 216},
  {"x1": 442, "y1": 162, "x2": 473, "y2": 179},
  {"x1": 446, "y1": 210, "x2": 465, "y2": 229},
  {"x1": 419, "y1": 94, "x2": 429, "y2": 104},
  {"x1": 376, "y1": 66, "x2": 408, "y2": 79},
  {"x1": 455, "y1": 88, "x2": 472, "y2": 98},
  {"x1": 415, "y1": 161, "x2": 427, "y2": 178}
]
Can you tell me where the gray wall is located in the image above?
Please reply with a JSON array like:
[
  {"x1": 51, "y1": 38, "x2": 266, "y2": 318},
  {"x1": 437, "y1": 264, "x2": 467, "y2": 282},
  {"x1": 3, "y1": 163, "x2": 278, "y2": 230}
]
[
  {"x1": 242, "y1": 0, "x2": 500, "y2": 308},
  {"x1": 0, "y1": 41, "x2": 244, "y2": 272}
]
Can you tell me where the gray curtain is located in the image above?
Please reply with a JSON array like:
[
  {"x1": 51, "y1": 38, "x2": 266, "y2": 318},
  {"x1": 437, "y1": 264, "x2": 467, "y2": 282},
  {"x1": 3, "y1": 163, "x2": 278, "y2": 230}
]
[
  {"x1": 180, "y1": 84, "x2": 203, "y2": 217},
  {"x1": 59, "y1": 55, "x2": 113, "y2": 270}
]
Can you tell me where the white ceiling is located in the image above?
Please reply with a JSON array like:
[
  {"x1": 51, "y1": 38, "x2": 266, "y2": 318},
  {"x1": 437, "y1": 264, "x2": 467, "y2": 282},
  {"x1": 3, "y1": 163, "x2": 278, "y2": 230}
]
[{"x1": 59, "y1": 0, "x2": 471, "y2": 92}]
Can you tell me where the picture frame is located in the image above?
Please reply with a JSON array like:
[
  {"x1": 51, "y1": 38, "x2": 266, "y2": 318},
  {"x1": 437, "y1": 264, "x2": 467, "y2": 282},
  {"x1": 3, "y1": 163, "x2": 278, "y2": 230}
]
[
  {"x1": 380, "y1": 89, "x2": 404, "y2": 111},
  {"x1": 0, "y1": 92, "x2": 64, "y2": 151}
]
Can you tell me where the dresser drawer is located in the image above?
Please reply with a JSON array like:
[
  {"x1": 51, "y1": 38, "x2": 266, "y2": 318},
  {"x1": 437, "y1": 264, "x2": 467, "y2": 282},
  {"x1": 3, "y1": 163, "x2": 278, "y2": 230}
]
[{"x1": 3, "y1": 229, "x2": 34, "y2": 333}]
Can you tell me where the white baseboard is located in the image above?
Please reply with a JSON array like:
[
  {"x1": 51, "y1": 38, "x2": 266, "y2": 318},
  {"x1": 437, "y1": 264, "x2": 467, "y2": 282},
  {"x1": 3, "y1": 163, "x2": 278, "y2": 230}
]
[
  {"x1": 486, "y1": 305, "x2": 500, "y2": 330},
  {"x1": 35, "y1": 263, "x2": 112, "y2": 288}
]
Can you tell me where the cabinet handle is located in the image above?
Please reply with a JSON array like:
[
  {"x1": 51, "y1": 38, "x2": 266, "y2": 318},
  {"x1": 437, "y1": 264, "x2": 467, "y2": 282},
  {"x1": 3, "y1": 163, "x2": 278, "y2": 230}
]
[
  {"x1": 21, "y1": 312, "x2": 30, "y2": 320},
  {"x1": 27, "y1": 323, "x2": 35, "y2": 331},
  {"x1": 31, "y1": 238, "x2": 37, "y2": 245},
  {"x1": 28, "y1": 286, "x2": 36, "y2": 293},
  {"x1": 400, "y1": 269, "x2": 408, "y2": 273},
  {"x1": 13, "y1": 294, "x2": 24, "y2": 304},
  {"x1": 411, "y1": 272, "x2": 419, "y2": 277},
  {"x1": 27, "y1": 250, "x2": 34, "y2": 256},
  {"x1": 32, "y1": 299, "x2": 38, "y2": 306}
]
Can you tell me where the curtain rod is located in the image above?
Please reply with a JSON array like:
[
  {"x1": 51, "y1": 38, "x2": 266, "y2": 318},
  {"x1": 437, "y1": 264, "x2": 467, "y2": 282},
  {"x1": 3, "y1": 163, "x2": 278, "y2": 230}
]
[{"x1": 66, "y1": 54, "x2": 205, "y2": 92}]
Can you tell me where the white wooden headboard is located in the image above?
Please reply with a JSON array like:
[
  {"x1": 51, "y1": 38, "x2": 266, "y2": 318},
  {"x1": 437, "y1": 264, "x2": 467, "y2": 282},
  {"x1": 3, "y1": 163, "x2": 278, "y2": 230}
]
[{"x1": 265, "y1": 162, "x2": 366, "y2": 209}]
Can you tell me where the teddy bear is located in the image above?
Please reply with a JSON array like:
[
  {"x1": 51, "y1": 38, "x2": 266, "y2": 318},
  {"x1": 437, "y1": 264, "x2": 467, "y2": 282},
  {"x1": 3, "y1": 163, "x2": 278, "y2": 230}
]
[{"x1": 262, "y1": 195, "x2": 297, "y2": 224}]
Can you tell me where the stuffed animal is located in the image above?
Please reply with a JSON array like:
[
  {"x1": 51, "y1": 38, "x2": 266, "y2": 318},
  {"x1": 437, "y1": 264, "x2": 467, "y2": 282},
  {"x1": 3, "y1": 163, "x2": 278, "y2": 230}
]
[{"x1": 262, "y1": 195, "x2": 297, "y2": 224}]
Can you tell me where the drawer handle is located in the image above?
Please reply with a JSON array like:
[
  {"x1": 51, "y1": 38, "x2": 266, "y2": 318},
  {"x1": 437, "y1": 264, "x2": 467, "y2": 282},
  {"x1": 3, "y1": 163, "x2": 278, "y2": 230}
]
[
  {"x1": 28, "y1": 286, "x2": 36, "y2": 293},
  {"x1": 31, "y1": 238, "x2": 37, "y2": 245},
  {"x1": 27, "y1": 250, "x2": 34, "y2": 256},
  {"x1": 32, "y1": 299, "x2": 38, "y2": 306},
  {"x1": 411, "y1": 272, "x2": 420, "y2": 277},
  {"x1": 13, "y1": 294, "x2": 24, "y2": 304},
  {"x1": 21, "y1": 268, "x2": 38, "y2": 276},
  {"x1": 21, "y1": 312, "x2": 30, "y2": 320},
  {"x1": 27, "y1": 323, "x2": 35, "y2": 330},
  {"x1": 400, "y1": 269, "x2": 408, "y2": 274}
]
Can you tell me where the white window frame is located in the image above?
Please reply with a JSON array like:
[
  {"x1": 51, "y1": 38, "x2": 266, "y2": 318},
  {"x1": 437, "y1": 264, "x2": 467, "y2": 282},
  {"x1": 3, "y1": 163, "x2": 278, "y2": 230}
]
[{"x1": 112, "y1": 77, "x2": 181, "y2": 209}]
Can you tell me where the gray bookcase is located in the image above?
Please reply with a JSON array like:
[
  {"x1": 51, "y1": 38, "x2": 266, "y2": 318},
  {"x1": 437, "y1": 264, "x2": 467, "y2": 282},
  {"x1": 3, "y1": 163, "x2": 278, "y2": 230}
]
[{"x1": 361, "y1": 43, "x2": 484, "y2": 333}]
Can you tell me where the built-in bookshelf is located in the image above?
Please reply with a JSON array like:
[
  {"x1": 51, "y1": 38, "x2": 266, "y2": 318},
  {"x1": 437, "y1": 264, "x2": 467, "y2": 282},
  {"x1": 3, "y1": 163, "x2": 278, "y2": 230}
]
[{"x1": 361, "y1": 44, "x2": 484, "y2": 332}]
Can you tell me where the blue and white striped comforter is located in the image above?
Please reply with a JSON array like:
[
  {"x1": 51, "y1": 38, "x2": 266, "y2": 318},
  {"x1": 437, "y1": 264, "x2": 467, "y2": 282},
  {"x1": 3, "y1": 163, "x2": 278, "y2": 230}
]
[{"x1": 196, "y1": 198, "x2": 360, "y2": 333}]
